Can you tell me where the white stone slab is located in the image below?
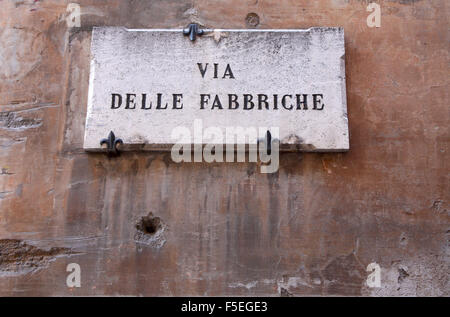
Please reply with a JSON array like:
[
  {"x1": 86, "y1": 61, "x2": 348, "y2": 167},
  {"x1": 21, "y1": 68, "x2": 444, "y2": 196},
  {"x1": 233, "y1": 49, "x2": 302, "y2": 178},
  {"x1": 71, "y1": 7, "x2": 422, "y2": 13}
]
[{"x1": 84, "y1": 27, "x2": 349, "y2": 152}]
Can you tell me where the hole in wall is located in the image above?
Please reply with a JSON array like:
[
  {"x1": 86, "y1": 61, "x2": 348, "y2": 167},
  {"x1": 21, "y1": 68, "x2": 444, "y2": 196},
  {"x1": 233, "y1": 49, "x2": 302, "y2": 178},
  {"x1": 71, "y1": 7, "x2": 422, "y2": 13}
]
[
  {"x1": 134, "y1": 212, "x2": 167, "y2": 249},
  {"x1": 136, "y1": 213, "x2": 162, "y2": 235}
]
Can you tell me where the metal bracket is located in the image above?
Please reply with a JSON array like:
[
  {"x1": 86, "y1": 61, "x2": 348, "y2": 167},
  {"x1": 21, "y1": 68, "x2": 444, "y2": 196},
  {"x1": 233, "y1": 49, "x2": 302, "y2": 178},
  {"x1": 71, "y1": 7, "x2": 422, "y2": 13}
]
[
  {"x1": 258, "y1": 130, "x2": 273, "y2": 155},
  {"x1": 183, "y1": 23, "x2": 204, "y2": 41},
  {"x1": 265, "y1": 130, "x2": 272, "y2": 155},
  {"x1": 100, "y1": 131, "x2": 123, "y2": 156}
]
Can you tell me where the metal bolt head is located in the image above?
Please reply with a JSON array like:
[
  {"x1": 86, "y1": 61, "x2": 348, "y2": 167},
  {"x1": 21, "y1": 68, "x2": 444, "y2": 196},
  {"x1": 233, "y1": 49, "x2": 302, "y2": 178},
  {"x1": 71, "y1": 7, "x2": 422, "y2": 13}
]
[{"x1": 245, "y1": 13, "x2": 260, "y2": 27}]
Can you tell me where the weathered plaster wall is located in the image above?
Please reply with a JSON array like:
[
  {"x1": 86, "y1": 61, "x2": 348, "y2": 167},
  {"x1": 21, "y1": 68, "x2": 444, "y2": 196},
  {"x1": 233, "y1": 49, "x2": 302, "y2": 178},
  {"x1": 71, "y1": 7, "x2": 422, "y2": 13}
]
[{"x1": 0, "y1": 0, "x2": 448, "y2": 296}]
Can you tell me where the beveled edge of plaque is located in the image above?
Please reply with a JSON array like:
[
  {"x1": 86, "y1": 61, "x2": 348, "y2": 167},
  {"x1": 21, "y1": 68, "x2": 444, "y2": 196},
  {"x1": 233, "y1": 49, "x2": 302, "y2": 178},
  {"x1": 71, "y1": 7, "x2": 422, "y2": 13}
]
[{"x1": 125, "y1": 27, "x2": 344, "y2": 33}]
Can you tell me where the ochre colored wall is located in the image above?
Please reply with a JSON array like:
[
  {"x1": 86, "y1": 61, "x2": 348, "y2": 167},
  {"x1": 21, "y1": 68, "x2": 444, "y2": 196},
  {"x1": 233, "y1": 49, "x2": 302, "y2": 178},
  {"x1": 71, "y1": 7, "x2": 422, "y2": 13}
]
[{"x1": 0, "y1": 0, "x2": 448, "y2": 296}]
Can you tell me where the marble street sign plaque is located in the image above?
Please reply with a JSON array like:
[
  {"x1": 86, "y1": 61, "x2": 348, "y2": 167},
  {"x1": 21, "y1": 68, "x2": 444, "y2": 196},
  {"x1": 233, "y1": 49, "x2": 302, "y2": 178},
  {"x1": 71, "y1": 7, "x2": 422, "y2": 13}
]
[{"x1": 84, "y1": 27, "x2": 349, "y2": 151}]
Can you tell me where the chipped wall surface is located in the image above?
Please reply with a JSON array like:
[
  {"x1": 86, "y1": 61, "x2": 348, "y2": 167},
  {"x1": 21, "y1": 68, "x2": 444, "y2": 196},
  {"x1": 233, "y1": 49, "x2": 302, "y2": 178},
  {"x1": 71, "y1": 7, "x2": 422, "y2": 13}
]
[{"x1": 0, "y1": 0, "x2": 448, "y2": 296}]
